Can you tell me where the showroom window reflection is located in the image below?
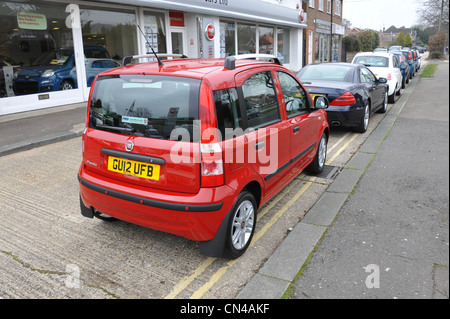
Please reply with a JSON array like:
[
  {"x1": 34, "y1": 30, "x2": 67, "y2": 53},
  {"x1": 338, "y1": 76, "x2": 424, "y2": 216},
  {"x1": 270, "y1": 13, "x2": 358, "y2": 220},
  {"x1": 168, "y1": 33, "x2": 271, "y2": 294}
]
[{"x1": 0, "y1": 1, "x2": 74, "y2": 98}]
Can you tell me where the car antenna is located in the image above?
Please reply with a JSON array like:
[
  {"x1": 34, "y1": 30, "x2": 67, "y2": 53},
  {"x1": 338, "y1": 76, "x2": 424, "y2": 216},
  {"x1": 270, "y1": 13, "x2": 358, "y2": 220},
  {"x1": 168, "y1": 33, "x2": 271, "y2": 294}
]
[{"x1": 136, "y1": 24, "x2": 164, "y2": 66}]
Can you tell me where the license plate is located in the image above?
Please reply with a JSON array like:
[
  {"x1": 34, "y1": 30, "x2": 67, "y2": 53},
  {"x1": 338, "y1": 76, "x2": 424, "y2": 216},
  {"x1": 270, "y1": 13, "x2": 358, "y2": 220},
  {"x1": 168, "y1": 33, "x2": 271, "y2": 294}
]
[{"x1": 107, "y1": 156, "x2": 160, "y2": 181}]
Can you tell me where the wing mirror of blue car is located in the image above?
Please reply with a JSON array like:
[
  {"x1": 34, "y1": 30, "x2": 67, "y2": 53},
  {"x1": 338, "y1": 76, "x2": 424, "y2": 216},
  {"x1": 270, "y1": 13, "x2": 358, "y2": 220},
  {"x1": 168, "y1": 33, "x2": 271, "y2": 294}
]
[
  {"x1": 314, "y1": 95, "x2": 329, "y2": 109},
  {"x1": 378, "y1": 77, "x2": 388, "y2": 84}
]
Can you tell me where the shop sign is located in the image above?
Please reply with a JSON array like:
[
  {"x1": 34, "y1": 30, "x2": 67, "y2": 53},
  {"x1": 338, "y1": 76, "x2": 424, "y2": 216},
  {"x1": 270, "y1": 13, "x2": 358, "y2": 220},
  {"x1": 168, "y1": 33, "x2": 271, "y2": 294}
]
[
  {"x1": 298, "y1": 9, "x2": 307, "y2": 24},
  {"x1": 169, "y1": 11, "x2": 185, "y2": 27},
  {"x1": 205, "y1": 23, "x2": 215, "y2": 41},
  {"x1": 17, "y1": 12, "x2": 47, "y2": 30}
]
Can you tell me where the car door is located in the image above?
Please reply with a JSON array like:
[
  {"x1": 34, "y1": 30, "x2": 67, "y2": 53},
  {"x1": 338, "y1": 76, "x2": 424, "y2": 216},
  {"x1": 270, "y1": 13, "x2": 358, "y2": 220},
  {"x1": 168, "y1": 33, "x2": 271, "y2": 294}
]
[
  {"x1": 391, "y1": 55, "x2": 403, "y2": 90},
  {"x1": 360, "y1": 67, "x2": 384, "y2": 109},
  {"x1": 235, "y1": 68, "x2": 291, "y2": 199},
  {"x1": 274, "y1": 70, "x2": 320, "y2": 173}
]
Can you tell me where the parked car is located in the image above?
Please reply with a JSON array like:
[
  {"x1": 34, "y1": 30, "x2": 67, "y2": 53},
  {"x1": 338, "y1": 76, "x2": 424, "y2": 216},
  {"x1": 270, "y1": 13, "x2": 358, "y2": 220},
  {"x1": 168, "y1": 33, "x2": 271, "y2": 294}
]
[
  {"x1": 297, "y1": 62, "x2": 388, "y2": 133},
  {"x1": 70, "y1": 58, "x2": 121, "y2": 87},
  {"x1": 78, "y1": 53, "x2": 330, "y2": 259},
  {"x1": 13, "y1": 46, "x2": 110, "y2": 95},
  {"x1": 390, "y1": 51, "x2": 410, "y2": 89},
  {"x1": 400, "y1": 47, "x2": 415, "y2": 79},
  {"x1": 389, "y1": 45, "x2": 402, "y2": 52},
  {"x1": 352, "y1": 52, "x2": 403, "y2": 103},
  {"x1": 414, "y1": 49, "x2": 421, "y2": 71}
]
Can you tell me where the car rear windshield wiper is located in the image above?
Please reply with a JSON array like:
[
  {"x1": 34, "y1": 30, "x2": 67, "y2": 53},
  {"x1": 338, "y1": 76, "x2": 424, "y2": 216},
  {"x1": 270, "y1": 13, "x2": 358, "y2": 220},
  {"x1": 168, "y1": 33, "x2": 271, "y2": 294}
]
[{"x1": 96, "y1": 124, "x2": 136, "y2": 134}]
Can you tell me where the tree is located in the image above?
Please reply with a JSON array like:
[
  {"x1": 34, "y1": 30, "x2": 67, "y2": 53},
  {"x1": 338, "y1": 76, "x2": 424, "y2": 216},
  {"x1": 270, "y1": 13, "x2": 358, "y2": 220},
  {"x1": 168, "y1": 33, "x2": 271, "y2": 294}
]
[
  {"x1": 417, "y1": 0, "x2": 449, "y2": 31},
  {"x1": 357, "y1": 30, "x2": 380, "y2": 52},
  {"x1": 429, "y1": 31, "x2": 448, "y2": 58},
  {"x1": 404, "y1": 33, "x2": 413, "y2": 47},
  {"x1": 397, "y1": 32, "x2": 406, "y2": 46}
]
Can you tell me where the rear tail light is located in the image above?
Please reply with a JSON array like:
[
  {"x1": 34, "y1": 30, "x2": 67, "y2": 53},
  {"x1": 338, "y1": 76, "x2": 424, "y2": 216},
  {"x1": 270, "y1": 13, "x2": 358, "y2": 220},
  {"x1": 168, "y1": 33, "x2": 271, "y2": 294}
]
[
  {"x1": 330, "y1": 92, "x2": 356, "y2": 106},
  {"x1": 387, "y1": 73, "x2": 392, "y2": 81},
  {"x1": 199, "y1": 81, "x2": 224, "y2": 187},
  {"x1": 201, "y1": 143, "x2": 224, "y2": 187}
]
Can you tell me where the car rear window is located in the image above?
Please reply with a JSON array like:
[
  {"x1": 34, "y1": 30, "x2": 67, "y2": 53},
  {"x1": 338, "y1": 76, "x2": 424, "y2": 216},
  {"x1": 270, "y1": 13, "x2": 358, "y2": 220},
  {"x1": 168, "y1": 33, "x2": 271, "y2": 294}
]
[
  {"x1": 298, "y1": 64, "x2": 354, "y2": 82},
  {"x1": 89, "y1": 74, "x2": 200, "y2": 142},
  {"x1": 353, "y1": 56, "x2": 389, "y2": 67}
]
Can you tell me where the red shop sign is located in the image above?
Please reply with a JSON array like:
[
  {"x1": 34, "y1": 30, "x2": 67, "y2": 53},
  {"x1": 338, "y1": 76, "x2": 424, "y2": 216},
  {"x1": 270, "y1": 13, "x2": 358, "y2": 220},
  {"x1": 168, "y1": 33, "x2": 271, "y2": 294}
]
[
  {"x1": 169, "y1": 11, "x2": 185, "y2": 27},
  {"x1": 205, "y1": 23, "x2": 215, "y2": 41}
]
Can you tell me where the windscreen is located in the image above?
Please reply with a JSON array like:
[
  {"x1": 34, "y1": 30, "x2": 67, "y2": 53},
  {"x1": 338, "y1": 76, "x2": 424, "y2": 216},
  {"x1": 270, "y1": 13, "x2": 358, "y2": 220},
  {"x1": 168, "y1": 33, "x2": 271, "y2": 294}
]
[
  {"x1": 298, "y1": 64, "x2": 354, "y2": 82},
  {"x1": 89, "y1": 75, "x2": 200, "y2": 142},
  {"x1": 353, "y1": 56, "x2": 389, "y2": 67}
]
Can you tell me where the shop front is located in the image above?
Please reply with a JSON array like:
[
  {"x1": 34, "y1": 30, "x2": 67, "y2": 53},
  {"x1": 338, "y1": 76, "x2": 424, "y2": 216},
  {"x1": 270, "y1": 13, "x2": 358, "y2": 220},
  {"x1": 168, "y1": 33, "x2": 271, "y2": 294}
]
[
  {"x1": 0, "y1": 0, "x2": 306, "y2": 116},
  {"x1": 314, "y1": 18, "x2": 344, "y2": 64}
]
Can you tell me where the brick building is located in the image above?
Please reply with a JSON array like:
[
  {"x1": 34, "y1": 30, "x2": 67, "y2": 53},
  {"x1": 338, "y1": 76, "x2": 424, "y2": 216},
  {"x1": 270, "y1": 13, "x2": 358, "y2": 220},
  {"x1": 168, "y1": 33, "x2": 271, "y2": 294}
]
[{"x1": 302, "y1": 0, "x2": 345, "y2": 65}]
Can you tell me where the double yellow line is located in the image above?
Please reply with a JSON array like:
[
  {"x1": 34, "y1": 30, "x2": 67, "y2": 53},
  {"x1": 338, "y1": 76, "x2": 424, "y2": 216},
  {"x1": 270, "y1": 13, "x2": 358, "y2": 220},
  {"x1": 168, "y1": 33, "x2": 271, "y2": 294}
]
[{"x1": 164, "y1": 132, "x2": 358, "y2": 299}]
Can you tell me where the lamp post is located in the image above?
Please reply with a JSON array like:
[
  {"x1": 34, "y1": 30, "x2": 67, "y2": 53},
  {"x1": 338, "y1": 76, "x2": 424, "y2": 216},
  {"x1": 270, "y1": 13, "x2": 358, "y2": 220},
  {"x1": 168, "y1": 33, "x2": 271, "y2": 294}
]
[{"x1": 329, "y1": 0, "x2": 333, "y2": 62}]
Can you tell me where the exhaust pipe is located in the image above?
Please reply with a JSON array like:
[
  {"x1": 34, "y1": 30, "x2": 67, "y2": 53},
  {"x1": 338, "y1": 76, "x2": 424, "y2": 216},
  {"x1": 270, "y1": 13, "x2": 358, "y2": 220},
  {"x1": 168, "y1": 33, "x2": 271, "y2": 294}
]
[{"x1": 331, "y1": 121, "x2": 341, "y2": 126}]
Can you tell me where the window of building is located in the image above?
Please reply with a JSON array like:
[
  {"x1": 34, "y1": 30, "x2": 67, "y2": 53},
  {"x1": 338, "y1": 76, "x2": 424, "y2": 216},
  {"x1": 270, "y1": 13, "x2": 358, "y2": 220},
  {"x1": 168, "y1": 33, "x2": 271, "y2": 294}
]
[
  {"x1": 315, "y1": 33, "x2": 329, "y2": 63},
  {"x1": 220, "y1": 21, "x2": 236, "y2": 57},
  {"x1": 143, "y1": 11, "x2": 167, "y2": 55},
  {"x1": 1, "y1": 1, "x2": 75, "y2": 98},
  {"x1": 309, "y1": 0, "x2": 315, "y2": 8},
  {"x1": 335, "y1": 0, "x2": 341, "y2": 16},
  {"x1": 319, "y1": 0, "x2": 324, "y2": 11},
  {"x1": 277, "y1": 27, "x2": 290, "y2": 64},
  {"x1": 237, "y1": 23, "x2": 256, "y2": 54},
  {"x1": 258, "y1": 26, "x2": 274, "y2": 55},
  {"x1": 327, "y1": 0, "x2": 331, "y2": 14},
  {"x1": 79, "y1": 6, "x2": 137, "y2": 88}
]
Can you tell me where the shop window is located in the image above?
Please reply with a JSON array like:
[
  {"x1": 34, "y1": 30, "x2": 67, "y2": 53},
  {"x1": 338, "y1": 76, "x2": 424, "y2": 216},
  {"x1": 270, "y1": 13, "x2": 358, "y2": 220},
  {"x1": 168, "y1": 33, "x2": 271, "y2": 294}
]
[
  {"x1": 237, "y1": 23, "x2": 256, "y2": 54},
  {"x1": 1, "y1": 1, "x2": 74, "y2": 98},
  {"x1": 143, "y1": 11, "x2": 167, "y2": 55},
  {"x1": 79, "y1": 5, "x2": 137, "y2": 87},
  {"x1": 277, "y1": 28, "x2": 290, "y2": 64},
  {"x1": 220, "y1": 21, "x2": 236, "y2": 57},
  {"x1": 259, "y1": 26, "x2": 274, "y2": 56}
]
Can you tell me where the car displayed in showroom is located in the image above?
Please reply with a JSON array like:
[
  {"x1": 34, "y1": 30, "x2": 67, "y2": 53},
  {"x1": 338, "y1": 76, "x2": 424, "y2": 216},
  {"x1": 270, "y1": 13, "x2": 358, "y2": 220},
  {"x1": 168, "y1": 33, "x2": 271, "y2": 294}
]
[
  {"x1": 13, "y1": 46, "x2": 110, "y2": 95},
  {"x1": 78, "y1": 53, "x2": 330, "y2": 259},
  {"x1": 352, "y1": 52, "x2": 403, "y2": 103},
  {"x1": 297, "y1": 62, "x2": 388, "y2": 133}
]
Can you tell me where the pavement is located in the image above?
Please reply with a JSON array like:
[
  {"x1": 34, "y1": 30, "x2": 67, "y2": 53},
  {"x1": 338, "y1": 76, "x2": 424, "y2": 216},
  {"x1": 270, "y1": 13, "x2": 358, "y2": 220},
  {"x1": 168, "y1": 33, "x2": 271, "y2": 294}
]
[
  {"x1": 237, "y1": 58, "x2": 450, "y2": 299},
  {"x1": 0, "y1": 58, "x2": 448, "y2": 300}
]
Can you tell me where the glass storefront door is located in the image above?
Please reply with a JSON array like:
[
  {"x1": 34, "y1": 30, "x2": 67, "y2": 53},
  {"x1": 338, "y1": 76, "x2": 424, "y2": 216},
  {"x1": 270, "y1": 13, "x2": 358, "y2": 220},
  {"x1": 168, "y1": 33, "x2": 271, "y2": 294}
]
[{"x1": 171, "y1": 31, "x2": 185, "y2": 55}]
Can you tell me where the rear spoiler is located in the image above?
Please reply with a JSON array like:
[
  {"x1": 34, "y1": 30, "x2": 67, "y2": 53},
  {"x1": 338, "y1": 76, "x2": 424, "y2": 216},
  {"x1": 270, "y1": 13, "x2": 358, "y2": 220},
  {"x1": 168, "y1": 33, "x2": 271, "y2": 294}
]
[
  {"x1": 224, "y1": 54, "x2": 282, "y2": 70},
  {"x1": 123, "y1": 53, "x2": 188, "y2": 66}
]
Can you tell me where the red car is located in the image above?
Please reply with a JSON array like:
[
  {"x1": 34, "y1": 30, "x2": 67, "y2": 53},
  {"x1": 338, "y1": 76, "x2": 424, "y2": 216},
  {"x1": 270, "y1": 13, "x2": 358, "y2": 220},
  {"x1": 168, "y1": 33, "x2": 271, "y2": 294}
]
[{"x1": 78, "y1": 54, "x2": 329, "y2": 259}]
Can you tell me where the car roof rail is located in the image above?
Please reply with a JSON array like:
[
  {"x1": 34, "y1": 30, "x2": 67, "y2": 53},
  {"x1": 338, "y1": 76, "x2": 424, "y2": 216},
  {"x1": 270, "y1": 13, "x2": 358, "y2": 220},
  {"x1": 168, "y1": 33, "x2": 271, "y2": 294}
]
[
  {"x1": 123, "y1": 53, "x2": 188, "y2": 66},
  {"x1": 224, "y1": 54, "x2": 282, "y2": 70}
]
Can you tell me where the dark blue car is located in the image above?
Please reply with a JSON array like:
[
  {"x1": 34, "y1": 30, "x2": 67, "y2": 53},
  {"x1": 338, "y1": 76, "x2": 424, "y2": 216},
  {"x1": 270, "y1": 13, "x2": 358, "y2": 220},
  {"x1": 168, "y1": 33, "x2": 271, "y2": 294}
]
[
  {"x1": 400, "y1": 48, "x2": 415, "y2": 79},
  {"x1": 14, "y1": 46, "x2": 110, "y2": 95},
  {"x1": 390, "y1": 51, "x2": 410, "y2": 89}
]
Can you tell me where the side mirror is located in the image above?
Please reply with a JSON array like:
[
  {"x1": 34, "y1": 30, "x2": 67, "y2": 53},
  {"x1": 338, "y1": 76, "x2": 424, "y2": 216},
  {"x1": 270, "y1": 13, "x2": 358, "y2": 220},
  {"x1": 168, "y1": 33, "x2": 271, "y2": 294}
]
[
  {"x1": 378, "y1": 77, "x2": 388, "y2": 83},
  {"x1": 314, "y1": 96, "x2": 329, "y2": 109}
]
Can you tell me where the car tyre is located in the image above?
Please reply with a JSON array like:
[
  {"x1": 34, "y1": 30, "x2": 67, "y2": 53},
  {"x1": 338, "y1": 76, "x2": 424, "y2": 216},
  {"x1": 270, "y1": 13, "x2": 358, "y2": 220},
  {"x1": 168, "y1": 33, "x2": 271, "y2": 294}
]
[
  {"x1": 223, "y1": 190, "x2": 257, "y2": 259},
  {"x1": 354, "y1": 102, "x2": 370, "y2": 133},
  {"x1": 377, "y1": 89, "x2": 388, "y2": 113},
  {"x1": 60, "y1": 80, "x2": 74, "y2": 90},
  {"x1": 307, "y1": 132, "x2": 327, "y2": 174},
  {"x1": 388, "y1": 85, "x2": 397, "y2": 103}
]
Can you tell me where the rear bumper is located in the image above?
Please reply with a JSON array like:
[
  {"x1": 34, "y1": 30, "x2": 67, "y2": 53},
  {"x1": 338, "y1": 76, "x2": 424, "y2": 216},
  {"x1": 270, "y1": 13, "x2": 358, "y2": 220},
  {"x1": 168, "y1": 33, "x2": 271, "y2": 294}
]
[
  {"x1": 78, "y1": 164, "x2": 235, "y2": 241},
  {"x1": 326, "y1": 104, "x2": 364, "y2": 128}
]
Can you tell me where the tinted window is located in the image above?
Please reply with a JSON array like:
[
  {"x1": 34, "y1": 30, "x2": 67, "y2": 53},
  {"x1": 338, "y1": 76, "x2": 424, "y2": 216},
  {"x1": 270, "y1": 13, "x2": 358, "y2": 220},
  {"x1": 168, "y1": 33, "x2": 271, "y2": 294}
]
[
  {"x1": 241, "y1": 71, "x2": 280, "y2": 128},
  {"x1": 214, "y1": 88, "x2": 242, "y2": 140},
  {"x1": 89, "y1": 75, "x2": 200, "y2": 141},
  {"x1": 276, "y1": 71, "x2": 309, "y2": 118},
  {"x1": 298, "y1": 64, "x2": 354, "y2": 82}
]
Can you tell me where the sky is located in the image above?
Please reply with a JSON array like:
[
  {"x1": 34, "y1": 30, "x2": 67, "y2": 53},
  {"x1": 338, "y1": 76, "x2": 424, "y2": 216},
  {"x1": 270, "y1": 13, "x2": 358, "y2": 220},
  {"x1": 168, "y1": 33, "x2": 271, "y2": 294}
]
[{"x1": 342, "y1": 0, "x2": 423, "y2": 31}]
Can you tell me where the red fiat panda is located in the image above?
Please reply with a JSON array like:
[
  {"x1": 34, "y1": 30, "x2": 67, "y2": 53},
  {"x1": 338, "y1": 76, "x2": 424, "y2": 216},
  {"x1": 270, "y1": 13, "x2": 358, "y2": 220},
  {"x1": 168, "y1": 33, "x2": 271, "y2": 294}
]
[{"x1": 78, "y1": 54, "x2": 329, "y2": 259}]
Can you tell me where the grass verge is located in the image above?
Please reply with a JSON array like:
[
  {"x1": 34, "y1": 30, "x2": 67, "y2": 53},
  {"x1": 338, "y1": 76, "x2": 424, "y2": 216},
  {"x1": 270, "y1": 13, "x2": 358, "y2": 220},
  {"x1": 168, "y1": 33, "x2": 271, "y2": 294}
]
[{"x1": 420, "y1": 63, "x2": 438, "y2": 77}]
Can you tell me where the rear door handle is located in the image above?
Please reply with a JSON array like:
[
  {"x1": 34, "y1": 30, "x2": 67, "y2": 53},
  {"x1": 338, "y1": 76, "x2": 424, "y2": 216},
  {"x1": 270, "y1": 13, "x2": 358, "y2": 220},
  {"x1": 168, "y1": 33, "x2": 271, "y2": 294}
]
[
  {"x1": 255, "y1": 141, "x2": 265, "y2": 150},
  {"x1": 293, "y1": 126, "x2": 300, "y2": 133}
]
